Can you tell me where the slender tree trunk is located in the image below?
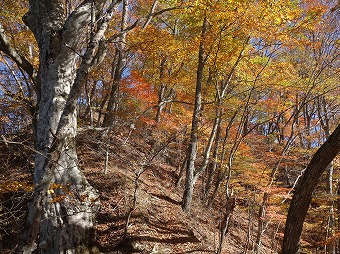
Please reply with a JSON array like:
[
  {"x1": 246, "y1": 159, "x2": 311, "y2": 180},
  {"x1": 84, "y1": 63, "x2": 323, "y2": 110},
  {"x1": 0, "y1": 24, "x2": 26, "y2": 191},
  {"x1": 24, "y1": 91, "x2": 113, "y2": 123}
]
[
  {"x1": 102, "y1": 50, "x2": 124, "y2": 127},
  {"x1": 207, "y1": 110, "x2": 237, "y2": 206},
  {"x1": 202, "y1": 36, "x2": 246, "y2": 204},
  {"x1": 203, "y1": 114, "x2": 222, "y2": 202},
  {"x1": 282, "y1": 124, "x2": 340, "y2": 254},
  {"x1": 244, "y1": 198, "x2": 254, "y2": 254},
  {"x1": 182, "y1": 16, "x2": 208, "y2": 212},
  {"x1": 176, "y1": 157, "x2": 187, "y2": 188},
  {"x1": 156, "y1": 59, "x2": 166, "y2": 122},
  {"x1": 194, "y1": 109, "x2": 221, "y2": 184},
  {"x1": 216, "y1": 197, "x2": 236, "y2": 254},
  {"x1": 97, "y1": 89, "x2": 109, "y2": 127},
  {"x1": 85, "y1": 80, "x2": 97, "y2": 126},
  {"x1": 103, "y1": 0, "x2": 129, "y2": 127},
  {"x1": 156, "y1": 88, "x2": 166, "y2": 122},
  {"x1": 326, "y1": 163, "x2": 335, "y2": 254},
  {"x1": 208, "y1": 171, "x2": 225, "y2": 207},
  {"x1": 255, "y1": 192, "x2": 268, "y2": 254}
]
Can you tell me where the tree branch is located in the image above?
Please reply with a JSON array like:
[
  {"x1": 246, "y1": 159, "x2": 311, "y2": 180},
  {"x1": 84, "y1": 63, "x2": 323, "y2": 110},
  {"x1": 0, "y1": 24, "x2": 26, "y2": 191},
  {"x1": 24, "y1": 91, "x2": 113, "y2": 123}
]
[
  {"x1": 0, "y1": 24, "x2": 38, "y2": 87},
  {"x1": 106, "y1": 20, "x2": 139, "y2": 43}
]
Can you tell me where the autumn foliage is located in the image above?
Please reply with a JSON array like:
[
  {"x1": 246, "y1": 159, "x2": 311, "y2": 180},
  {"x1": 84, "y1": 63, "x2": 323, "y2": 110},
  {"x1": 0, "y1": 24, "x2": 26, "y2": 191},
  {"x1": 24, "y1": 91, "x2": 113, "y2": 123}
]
[{"x1": 0, "y1": 0, "x2": 339, "y2": 253}]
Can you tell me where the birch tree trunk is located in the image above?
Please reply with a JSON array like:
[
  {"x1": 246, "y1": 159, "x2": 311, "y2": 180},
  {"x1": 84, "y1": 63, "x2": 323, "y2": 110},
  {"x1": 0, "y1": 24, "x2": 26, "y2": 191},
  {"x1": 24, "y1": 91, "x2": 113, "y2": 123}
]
[{"x1": 0, "y1": 0, "x2": 121, "y2": 253}]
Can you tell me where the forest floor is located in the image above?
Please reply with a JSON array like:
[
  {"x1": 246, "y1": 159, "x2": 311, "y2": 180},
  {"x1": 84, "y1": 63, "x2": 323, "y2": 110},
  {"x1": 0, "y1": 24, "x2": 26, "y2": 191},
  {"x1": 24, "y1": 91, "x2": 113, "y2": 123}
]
[{"x1": 0, "y1": 126, "x2": 280, "y2": 254}]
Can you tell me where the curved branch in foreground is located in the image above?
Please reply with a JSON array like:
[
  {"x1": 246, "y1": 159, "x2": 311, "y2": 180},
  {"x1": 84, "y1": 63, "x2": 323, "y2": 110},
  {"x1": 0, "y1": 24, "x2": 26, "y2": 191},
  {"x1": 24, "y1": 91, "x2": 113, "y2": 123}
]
[
  {"x1": 282, "y1": 124, "x2": 340, "y2": 254},
  {"x1": 0, "y1": 24, "x2": 38, "y2": 87}
]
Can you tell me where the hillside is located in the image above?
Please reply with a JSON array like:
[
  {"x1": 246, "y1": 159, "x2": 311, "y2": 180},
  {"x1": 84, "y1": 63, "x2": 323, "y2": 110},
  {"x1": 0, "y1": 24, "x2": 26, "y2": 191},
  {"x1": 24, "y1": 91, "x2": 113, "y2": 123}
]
[{"x1": 0, "y1": 125, "x2": 282, "y2": 254}]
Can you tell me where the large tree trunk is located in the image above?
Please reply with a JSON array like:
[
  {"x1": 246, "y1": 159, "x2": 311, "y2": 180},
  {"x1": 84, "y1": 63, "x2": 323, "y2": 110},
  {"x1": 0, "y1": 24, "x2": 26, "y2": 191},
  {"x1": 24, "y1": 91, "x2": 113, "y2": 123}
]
[
  {"x1": 16, "y1": 0, "x2": 117, "y2": 252},
  {"x1": 282, "y1": 124, "x2": 340, "y2": 254}
]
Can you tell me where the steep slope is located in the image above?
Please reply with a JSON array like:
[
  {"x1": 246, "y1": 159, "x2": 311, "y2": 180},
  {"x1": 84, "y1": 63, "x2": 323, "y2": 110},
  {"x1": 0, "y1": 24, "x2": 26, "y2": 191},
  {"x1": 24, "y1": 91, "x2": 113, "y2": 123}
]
[
  {"x1": 0, "y1": 126, "x2": 280, "y2": 253},
  {"x1": 77, "y1": 126, "x2": 278, "y2": 254}
]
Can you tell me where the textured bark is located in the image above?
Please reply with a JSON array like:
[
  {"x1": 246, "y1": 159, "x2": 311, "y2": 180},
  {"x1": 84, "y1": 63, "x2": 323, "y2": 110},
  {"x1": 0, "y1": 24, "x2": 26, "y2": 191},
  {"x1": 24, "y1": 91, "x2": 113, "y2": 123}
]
[
  {"x1": 282, "y1": 124, "x2": 340, "y2": 254},
  {"x1": 7, "y1": 0, "x2": 120, "y2": 253}
]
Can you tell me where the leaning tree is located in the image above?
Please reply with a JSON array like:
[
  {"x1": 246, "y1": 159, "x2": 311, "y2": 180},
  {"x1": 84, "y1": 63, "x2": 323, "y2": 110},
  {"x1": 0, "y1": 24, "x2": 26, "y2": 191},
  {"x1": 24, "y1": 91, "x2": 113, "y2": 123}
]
[
  {"x1": 282, "y1": 124, "x2": 340, "y2": 253},
  {"x1": 1, "y1": 0, "x2": 127, "y2": 253}
]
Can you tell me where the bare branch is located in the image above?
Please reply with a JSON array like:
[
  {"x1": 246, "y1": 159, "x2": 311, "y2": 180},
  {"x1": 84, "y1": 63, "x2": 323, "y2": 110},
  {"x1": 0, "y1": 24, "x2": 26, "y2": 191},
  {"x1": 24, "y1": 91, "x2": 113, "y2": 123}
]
[
  {"x1": 0, "y1": 24, "x2": 38, "y2": 86},
  {"x1": 106, "y1": 20, "x2": 139, "y2": 43},
  {"x1": 142, "y1": 0, "x2": 158, "y2": 29}
]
